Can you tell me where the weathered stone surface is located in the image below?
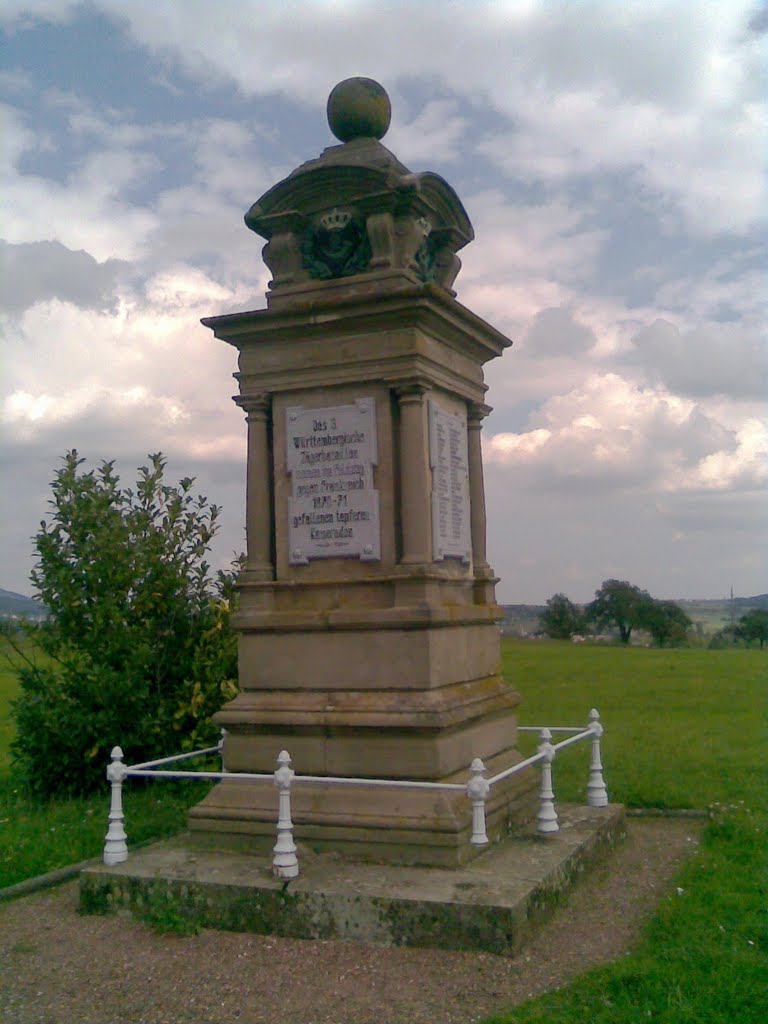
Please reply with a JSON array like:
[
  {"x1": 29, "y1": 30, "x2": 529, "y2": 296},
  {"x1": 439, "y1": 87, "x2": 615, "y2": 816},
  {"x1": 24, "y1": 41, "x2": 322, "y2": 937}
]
[
  {"x1": 81, "y1": 805, "x2": 626, "y2": 954},
  {"x1": 192, "y1": 82, "x2": 535, "y2": 865},
  {"x1": 327, "y1": 77, "x2": 392, "y2": 142}
]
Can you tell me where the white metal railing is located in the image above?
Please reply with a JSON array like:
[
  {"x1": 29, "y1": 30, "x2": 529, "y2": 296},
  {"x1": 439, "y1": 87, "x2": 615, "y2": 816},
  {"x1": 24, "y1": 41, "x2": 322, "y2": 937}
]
[{"x1": 102, "y1": 707, "x2": 609, "y2": 878}]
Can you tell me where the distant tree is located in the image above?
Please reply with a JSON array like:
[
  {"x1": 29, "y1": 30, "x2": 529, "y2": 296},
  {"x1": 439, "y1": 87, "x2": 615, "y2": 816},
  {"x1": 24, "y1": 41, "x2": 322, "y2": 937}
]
[
  {"x1": 735, "y1": 608, "x2": 768, "y2": 649},
  {"x1": 10, "y1": 451, "x2": 240, "y2": 798},
  {"x1": 640, "y1": 600, "x2": 692, "y2": 647},
  {"x1": 586, "y1": 579, "x2": 654, "y2": 645},
  {"x1": 539, "y1": 593, "x2": 586, "y2": 640},
  {"x1": 708, "y1": 624, "x2": 739, "y2": 649}
]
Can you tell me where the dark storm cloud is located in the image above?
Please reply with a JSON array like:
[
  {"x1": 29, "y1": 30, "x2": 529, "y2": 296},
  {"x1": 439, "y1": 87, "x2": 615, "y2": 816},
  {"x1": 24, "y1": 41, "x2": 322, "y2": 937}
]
[
  {"x1": 0, "y1": 240, "x2": 128, "y2": 315},
  {"x1": 520, "y1": 307, "x2": 597, "y2": 357},
  {"x1": 626, "y1": 319, "x2": 768, "y2": 401}
]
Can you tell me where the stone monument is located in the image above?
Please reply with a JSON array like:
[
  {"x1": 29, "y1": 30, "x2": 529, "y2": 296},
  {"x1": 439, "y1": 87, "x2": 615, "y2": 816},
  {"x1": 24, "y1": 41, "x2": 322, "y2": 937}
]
[{"x1": 189, "y1": 78, "x2": 537, "y2": 866}]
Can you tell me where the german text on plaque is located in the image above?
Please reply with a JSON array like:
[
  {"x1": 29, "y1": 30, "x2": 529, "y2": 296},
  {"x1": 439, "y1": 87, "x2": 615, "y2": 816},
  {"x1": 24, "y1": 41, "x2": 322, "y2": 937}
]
[
  {"x1": 429, "y1": 401, "x2": 471, "y2": 564},
  {"x1": 286, "y1": 398, "x2": 380, "y2": 564}
]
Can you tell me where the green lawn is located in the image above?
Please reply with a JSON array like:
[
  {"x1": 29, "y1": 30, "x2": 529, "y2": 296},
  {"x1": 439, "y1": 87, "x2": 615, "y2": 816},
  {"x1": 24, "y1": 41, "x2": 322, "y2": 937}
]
[
  {"x1": 493, "y1": 640, "x2": 767, "y2": 1024},
  {"x1": 505, "y1": 641, "x2": 765, "y2": 808}
]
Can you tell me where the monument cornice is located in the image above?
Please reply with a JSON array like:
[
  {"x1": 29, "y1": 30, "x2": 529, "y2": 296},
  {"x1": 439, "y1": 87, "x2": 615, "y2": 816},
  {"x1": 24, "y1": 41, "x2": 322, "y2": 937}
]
[
  {"x1": 201, "y1": 282, "x2": 512, "y2": 366},
  {"x1": 230, "y1": 602, "x2": 503, "y2": 634}
]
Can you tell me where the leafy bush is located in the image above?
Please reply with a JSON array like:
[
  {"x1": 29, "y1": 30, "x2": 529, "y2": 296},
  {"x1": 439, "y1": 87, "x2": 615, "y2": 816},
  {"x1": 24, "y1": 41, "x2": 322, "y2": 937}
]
[{"x1": 11, "y1": 451, "x2": 240, "y2": 798}]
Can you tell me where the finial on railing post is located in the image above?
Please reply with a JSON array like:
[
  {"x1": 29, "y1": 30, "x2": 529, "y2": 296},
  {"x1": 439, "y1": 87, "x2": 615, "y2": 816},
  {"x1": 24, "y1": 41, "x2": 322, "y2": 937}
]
[
  {"x1": 103, "y1": 746, "x2": 128, "y2": 865},
  {"x1": 272, "y1": 750, "x2": 299, "y2": 879},
  {"x1": 537, "y1": 728, "x2": 559, "y2": 834},
  {"x1": 466, "y1": 757, "x2": 490, "y2": 847},
  {"x1": 587, "y1": 708, "x2": 609, "y2": 807}
]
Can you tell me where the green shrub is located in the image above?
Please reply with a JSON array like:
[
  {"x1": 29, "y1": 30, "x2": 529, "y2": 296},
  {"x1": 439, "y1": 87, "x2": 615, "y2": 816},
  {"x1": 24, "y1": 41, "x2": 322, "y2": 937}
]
[{"x1": 10, "y1": 451, "x2": 240, "y2": 798}]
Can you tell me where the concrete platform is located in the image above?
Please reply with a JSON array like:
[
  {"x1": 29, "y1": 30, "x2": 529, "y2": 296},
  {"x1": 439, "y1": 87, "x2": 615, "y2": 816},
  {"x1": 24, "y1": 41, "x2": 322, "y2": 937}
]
[{"x1": 80, "y1": 804, "x2": 625, "y2": 955}]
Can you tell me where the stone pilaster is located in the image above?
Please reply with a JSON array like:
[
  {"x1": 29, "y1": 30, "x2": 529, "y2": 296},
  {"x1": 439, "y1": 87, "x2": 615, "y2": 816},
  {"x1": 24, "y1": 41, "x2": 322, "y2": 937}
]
[
  {"x1": 395, "y1": 382, "x2": 432, "y2": 567},
  {"x1": 467, "y1": 403, "x2": 491, "y2": 575},
  {"x1": 236, "y1": 393, "x2": 274, "y2": 581},
  {"x1": 468, "y1": 402, "x2": 497, "y2": 602}
]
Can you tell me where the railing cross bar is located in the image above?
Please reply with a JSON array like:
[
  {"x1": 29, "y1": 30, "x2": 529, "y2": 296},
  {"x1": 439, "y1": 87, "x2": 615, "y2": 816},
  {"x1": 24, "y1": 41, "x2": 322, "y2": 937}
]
[
  {"x1": 518, "y1": 726, "x2": 584, "y2": 734},
  {"x1": 550, "y1": 727, "x2": 594, "y2": 753},
  {"x1": 488, "y1": 749, "x2": 546, "y2": 786},
  {"x1": 126, "y1": 769, "x2": 273, "y2": 781},
  {"x1": 127, "y1": 744, "x2": 222, "y2": 771}
]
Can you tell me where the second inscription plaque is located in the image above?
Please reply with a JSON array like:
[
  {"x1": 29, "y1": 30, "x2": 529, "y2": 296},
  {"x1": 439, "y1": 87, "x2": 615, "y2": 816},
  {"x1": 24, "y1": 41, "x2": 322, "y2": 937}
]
[{"x1": 429, "y1": 400, "x2": 471, "y2": 564}]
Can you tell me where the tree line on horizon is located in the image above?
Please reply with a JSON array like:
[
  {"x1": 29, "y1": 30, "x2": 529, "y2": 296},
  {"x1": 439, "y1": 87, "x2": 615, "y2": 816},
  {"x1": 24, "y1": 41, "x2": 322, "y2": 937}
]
[{"x1": 538, "y1": 581, "x2": 768, "y2": 649}]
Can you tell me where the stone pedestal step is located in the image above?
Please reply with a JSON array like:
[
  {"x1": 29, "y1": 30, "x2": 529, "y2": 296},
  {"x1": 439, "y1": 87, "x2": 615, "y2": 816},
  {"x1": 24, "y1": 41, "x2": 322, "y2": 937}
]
[{"x1": 80, "y1": 803, "x2": 625, "y2": 955}]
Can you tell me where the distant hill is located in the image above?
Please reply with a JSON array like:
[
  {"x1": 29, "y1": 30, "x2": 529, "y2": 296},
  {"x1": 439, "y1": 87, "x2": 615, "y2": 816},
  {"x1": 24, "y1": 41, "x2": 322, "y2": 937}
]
[
  {"x1": 0, "y1": 588, "x2": 48, "y2": 620},
  {"x1": 676, "y1": 595, "x2": 768, "y2": 632}
]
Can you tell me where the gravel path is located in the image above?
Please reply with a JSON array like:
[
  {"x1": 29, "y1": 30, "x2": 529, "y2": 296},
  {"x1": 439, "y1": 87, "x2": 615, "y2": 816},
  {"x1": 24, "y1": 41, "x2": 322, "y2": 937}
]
[{"x1": 0, "y1": 819, "x2": 700, "y2": 1024}]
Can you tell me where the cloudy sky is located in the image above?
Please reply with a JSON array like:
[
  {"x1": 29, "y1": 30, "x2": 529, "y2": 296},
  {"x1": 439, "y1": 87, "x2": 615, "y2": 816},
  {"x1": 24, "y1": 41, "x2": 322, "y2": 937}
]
[{"x1": 1, "y1": 0, "x2": 766, "y2": 604}]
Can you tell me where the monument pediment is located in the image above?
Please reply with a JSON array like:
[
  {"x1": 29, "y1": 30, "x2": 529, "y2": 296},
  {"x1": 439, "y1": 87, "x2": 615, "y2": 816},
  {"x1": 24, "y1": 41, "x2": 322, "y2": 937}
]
[{"x1": 243, "y1": 79, "x2": 473, "y2": 297}]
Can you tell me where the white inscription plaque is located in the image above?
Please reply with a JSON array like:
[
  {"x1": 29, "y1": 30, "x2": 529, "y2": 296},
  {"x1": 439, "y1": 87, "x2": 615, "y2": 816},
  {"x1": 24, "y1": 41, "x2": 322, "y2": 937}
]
[
  {"x1": 286, "y1": 398, "x2": 380, "y2": 564},
  {"x1": 429, "y1": 401, "x2": 471, "y2": 564}
]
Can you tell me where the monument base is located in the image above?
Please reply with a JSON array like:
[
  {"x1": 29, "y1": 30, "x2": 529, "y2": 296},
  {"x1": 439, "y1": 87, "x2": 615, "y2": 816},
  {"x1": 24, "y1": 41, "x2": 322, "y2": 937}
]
[
  {"x1": 81, "y1": 805, "x2": 626, "y2": 955},
  {"x1": 188, "y1": 750, "x2": 539, "y2": 868},
  {"x1": 187, "y1": 577, "x2": 535, "y2": 867}
]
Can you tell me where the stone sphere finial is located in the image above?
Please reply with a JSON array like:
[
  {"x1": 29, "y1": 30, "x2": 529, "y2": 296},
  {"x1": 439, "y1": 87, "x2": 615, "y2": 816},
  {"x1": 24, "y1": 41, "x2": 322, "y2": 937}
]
[{"x1": 327, "y1": 77, "x2": 391, "y2": 142}]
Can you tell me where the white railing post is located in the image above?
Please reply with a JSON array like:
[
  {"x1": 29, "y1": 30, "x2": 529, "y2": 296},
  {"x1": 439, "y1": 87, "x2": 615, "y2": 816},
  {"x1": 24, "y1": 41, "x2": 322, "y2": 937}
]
[
  {"x1": 466, "y1": 757, "x2": 490, "y2": 847},
  {"x1": 587, "y1": 708, "x2": 609, "y2": 807},
  {"x1": 272, "y1": 750, "x2": 299, "y2": 879},
  {"x1": 103, "y1": 746, "x2": 128, "y2": 865},
  {"x1": 537, "y1": 728, "x2": 559, "y2": 834},
  {"x1": 218, "y1": 728, "x2": 227, "y2": 770}
]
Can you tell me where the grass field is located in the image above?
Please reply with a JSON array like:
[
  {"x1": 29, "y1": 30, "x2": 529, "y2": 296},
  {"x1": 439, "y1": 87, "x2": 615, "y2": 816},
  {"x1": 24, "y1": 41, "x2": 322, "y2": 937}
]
[
  {"x1": 498, "y1": 640, "x2": 767, "y2": 1024},
  {"x1": 1, "y1": 637, "x2": 766, "y2": 1021},
  {"x1": 504, "y1": 641, "x2": 765, "y2": 809}
]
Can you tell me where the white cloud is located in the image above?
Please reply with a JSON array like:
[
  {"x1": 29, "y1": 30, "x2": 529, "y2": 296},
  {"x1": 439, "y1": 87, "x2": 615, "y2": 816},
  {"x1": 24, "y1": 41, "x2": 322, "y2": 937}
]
[
  {"x1": 484, "y1": 372, "x2": 760, "y2": 497},
  {"x1": 1, "y1": 105, "x2": 158, "y2": 261},
  {"x1": 385, "y1": 99, "x2": 468, "y2": 165},
  {"x1": 652, "y1": 250, "x2": 766, "y2": 324},
  {"x1": 1, "y1": 275, "x2": 245, "y2": 463},
  {"x1": 6, "y1": 1, "x2": 762, "y2": 236},
  {"x1": 458, "y1": 192, "x2": 607, "y2": 331},
  {"x1": 684, "y1": 418, "x2": 767, "y2": 491}
]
